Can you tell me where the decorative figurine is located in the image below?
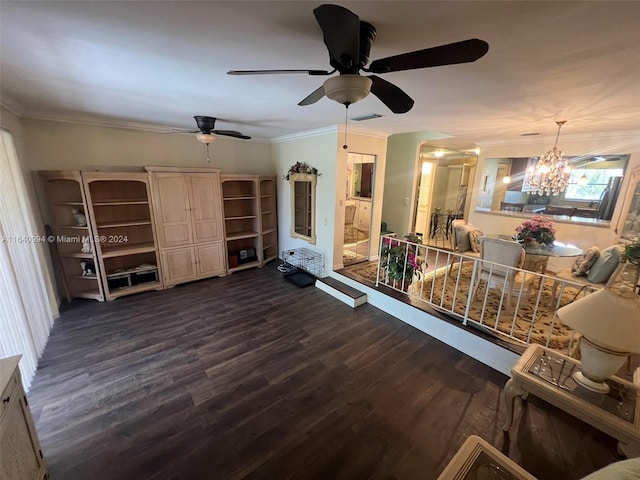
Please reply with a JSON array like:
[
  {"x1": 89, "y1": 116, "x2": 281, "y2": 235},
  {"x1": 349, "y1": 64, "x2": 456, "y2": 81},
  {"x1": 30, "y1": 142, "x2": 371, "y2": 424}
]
[
  {"x1": 81, "y1": 239, "x2": 92, "y2": 254},
  {"x1": 72, "y1": 208, "x2": 87, "y2": 226}
]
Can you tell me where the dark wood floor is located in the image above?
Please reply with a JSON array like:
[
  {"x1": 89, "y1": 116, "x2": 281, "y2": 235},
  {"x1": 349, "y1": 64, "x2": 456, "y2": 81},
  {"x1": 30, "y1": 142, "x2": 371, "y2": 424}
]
[{"x1": 27, "y1": 263, "x2": 621, "y2": 480}]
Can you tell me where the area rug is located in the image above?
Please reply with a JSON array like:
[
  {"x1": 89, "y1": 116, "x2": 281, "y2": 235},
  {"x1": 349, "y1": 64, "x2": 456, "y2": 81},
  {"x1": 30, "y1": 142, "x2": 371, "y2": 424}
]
[
  {"x1": 347, "y1": 260, "x2": 580, "y2": 351},
  {"x1": 414, "y1": 263, "x2": 579, "y2": 350},
  {"x1": 344, "y1": 225, "x2": 369, "y2": 244}
]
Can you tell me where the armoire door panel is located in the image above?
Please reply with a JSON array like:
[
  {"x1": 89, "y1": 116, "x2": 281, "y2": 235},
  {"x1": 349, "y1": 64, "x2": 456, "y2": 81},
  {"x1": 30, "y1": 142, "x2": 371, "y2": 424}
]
[
  {"x1": 162, "y1": 248, "x2": 197, "y2": 285},
  {"x1": 196, "y1": 242, "x2": 225, "y2": 278},
  {"x1": 189, "y1": 174, "x2": 222, "y2": 244},
  {"x1": 154, "y1": 174, "x2": 193, "y2": 247}
]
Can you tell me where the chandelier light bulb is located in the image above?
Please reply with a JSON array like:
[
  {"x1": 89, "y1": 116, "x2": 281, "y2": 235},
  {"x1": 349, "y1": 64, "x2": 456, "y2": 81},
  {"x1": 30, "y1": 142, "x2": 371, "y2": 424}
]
[{"x1": 524, "y1": 121, "x2": 570, "y2": 196}]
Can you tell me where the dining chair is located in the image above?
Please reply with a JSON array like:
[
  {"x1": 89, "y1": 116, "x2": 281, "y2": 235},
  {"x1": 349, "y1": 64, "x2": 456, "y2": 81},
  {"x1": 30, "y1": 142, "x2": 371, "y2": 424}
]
[{"x1": 471, "y1": 237, "x2": 534, "y2": 307}]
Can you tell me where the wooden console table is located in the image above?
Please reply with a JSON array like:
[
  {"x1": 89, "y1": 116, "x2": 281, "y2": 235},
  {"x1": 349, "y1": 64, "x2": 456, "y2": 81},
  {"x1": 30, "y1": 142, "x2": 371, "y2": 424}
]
[{"x1": 502, "y1": 344, "x2": 640, "y2": 457}]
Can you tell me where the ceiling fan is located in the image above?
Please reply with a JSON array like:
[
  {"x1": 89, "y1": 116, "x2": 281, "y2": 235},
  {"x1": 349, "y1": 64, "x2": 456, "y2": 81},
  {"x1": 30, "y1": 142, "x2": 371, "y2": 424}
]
[
  {"x1": 191, "y1": 116, "x2": 251, "y2": 144},
  {"x1": 228, "y1": 4, "x2": 489, "y2": 114}
]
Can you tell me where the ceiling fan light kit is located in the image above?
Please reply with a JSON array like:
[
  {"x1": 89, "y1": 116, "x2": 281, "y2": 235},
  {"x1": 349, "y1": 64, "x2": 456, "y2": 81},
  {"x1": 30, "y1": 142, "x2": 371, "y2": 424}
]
[
  {"x1": 227, "y1": 4, "x2": 489, "y2": 114},
  {"x1": 196, "y1": 133, "x2": 216, "y2": 145},
  {"x1": 323, "y1": 75, "x2": 372, "y2": 106}
]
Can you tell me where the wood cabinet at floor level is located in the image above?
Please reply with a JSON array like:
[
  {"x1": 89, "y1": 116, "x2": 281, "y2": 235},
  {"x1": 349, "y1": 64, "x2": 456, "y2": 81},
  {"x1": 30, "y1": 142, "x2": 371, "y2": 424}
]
[
  {"x1": 0, "y1": 356, "x2": 48, "y2": 480},
  {"x1": 147, "y1": 167, "x2": 226, "y2": 286}
]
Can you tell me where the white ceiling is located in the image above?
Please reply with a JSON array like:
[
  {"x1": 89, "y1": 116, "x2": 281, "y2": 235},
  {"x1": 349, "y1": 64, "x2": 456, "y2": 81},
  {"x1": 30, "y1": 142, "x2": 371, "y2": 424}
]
[{"x1": 2, "y1": 1, "x2": 640, "y2": 143}]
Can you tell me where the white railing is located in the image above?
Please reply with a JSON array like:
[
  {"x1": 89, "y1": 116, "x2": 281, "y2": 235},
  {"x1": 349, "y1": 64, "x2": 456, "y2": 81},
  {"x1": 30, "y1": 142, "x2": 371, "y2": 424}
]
[{"x1": 376, "y1": 235, "x2": 590, "y2": 354}]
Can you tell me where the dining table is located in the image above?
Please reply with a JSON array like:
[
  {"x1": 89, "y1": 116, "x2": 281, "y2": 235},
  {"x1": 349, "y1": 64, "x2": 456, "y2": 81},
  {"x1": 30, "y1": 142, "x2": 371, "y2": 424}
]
[{"x1": 486, "y1": 234, "x2": 583, "y2": 275}]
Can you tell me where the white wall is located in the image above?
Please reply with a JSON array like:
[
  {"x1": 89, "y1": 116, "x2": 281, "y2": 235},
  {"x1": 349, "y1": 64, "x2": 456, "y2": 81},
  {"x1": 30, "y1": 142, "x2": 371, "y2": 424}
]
[{"x1": 271, "y1": 127, "x2": 388, "y2": 274}]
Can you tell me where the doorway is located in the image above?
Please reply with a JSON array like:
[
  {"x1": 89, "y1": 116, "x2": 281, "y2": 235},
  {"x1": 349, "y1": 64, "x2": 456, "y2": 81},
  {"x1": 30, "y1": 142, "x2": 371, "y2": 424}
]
[
  {"x1": 343, "y1": 153, "x2": 375, "y2": 266},
  {"x1": 412, "y1": 159, "x2": 436, "y2": 239}
]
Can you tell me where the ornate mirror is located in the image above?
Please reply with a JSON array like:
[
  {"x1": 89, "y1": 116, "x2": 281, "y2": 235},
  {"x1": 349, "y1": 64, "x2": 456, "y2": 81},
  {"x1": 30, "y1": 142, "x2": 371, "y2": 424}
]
[{"x1": 290, "y1": 173, "x2": 317, "y2": 244}]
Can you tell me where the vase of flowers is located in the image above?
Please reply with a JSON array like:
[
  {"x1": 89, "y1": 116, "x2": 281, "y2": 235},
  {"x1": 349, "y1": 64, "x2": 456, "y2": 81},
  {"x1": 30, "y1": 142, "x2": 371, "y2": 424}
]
[
  {"x1": 515, "y1": 215, "x2": 556, "y2": 249},
  {"x1": 380, "y1": 233, "x2": 424, "y2": 291}
]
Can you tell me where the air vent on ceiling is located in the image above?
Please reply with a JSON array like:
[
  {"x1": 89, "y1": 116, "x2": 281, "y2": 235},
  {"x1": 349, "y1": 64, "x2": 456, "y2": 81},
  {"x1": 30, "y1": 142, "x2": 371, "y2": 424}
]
[
  {"x1": 521, "y1": 132, "x2": 540, "y2": 136},
  {"x1": 352, "y1": 113, "x2": 384, "y2": 121}
]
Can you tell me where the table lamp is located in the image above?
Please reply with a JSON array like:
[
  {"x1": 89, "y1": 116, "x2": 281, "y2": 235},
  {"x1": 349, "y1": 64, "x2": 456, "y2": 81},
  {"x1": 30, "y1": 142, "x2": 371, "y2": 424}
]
[{"x1": 557, "y1": 263, "x2": 640, "y2": 393}]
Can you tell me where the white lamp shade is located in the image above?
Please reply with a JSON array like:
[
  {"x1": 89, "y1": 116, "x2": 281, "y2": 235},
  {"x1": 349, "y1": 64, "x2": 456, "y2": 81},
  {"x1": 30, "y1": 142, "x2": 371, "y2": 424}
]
[
  {"x1": 197, "y1": 133, "x2": 216, "y2": 144},
  {"x1": 558, "y1": 288, "x2": 640, "y2": 353},
  {"x1": 323, "y1": 75, "x2": 372, "y2": 105}
]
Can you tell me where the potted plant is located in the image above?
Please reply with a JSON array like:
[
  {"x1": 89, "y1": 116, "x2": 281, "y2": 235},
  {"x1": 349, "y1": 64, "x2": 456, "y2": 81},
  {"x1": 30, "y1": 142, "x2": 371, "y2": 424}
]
[
  {"x1": 380, "y1": 233, "x2": 424, "y2": 291},
  {"x1": 515, "y1": 215, "x2": 556, "y2": 249}
]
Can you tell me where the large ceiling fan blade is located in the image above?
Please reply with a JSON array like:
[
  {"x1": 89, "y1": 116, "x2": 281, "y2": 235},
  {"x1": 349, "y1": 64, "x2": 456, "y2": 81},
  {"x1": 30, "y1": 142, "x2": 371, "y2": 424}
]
[
  {"x1": 227, "y1": 69, "x2": 332, "y2": 76},
  {"x1": 212, "y1": 130, "x2": 251, "y2": 140},
  {"x1": 313, "y1": 4, "x2": 360, "y2": 70},
  {"x1": 298, "y1": 85, "x2": 326, "y2": 106},
  {"x1": 368, "y1": 75, "x2": 414, "y2": 114},
  {"x1": 368, "y1": 38, "x2": 489, "y2": 73}
]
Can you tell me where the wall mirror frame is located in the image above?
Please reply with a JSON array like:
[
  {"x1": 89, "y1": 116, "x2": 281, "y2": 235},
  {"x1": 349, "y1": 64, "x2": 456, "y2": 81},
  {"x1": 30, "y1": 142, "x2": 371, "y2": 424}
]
[
  {"x1": 477, "y1": 154, "x2": 630, "y2": 224},
  {"x1": 411, "y1": 145, "x2": 477, "y2": 239},
  {"x1": 290, "y1": 172, "x2": 317, "y2": 244}
]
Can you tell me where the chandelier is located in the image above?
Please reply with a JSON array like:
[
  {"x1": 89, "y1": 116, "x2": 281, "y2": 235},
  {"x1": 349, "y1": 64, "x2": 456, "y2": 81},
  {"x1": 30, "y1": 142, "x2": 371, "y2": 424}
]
[{"x1": 526, "y1": 120, "x2": 571, "y2": 195}]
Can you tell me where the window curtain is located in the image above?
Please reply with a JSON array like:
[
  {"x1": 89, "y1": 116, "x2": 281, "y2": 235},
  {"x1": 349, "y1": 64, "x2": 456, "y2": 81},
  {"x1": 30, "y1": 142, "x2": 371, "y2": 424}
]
[{"x1": 0, "y1": 128, "x2": 59, "y2": 390}]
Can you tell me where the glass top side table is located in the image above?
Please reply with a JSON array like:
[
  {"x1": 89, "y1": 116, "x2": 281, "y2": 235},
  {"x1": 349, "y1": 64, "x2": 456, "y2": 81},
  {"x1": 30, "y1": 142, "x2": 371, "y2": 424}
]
[
  {"x1": 502, "y1": 344, "x2": 640, "y2": 457},
  {"x1": 436, "y1": 435, "x2": 536, "y2": 480}
]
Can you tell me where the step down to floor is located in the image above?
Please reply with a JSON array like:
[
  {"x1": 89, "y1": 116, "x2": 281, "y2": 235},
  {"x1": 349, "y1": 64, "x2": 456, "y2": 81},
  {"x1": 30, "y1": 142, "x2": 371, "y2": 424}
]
[{"x1": 315, "y1": 277, "x2": 367, "y2": 308}]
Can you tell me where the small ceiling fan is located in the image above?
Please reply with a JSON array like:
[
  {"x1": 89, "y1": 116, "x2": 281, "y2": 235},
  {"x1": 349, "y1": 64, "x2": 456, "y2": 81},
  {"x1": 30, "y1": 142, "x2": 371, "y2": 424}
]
[
  {"x1": 228, "y1": 4, "x2": 489, "y2": 114},
  {"x1": 190, "y1": 116, "x2": 251, "y2": 144}
]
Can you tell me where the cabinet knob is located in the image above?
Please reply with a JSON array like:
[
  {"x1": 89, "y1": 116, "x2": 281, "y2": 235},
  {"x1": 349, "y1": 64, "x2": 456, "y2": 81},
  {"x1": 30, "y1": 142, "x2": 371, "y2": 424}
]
[{"x1": 2, "y1": 396, "x2": 9, "y2": 404}]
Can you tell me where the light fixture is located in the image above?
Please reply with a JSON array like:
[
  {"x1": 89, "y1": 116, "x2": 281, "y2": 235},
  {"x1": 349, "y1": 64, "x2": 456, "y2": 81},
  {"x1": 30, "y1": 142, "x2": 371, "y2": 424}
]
[
  {"x1": 323, "y1": 75, "x2": 372, "y2": 106},
  {"x1": 502, "y1": 175, "x2": 512, "y2": 184},
  {"x1": 558, "y1": 262, "x2": 640, "y2": 393},
  {"x1": 434, "y1": 150, "x2": 445, "y2": 158},
  {"x1": 196, "y1": 133, "x2": 216, "y2": 145},
  {"x1": 525, "y1": 120, "x2": 571, "y2": 196}
]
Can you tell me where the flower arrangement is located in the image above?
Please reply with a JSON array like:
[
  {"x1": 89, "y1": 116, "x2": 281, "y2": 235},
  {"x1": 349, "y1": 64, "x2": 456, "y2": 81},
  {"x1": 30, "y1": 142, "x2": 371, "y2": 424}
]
[
  {"x1": 283, "y1": 162, "x2": 319, "y2": 180},
  {"x1": 380, "y1": 233, "x2": 424, "y2": 284},
  {"x1": 515, "y1": 215, "x2": 556, "y2": 247}
]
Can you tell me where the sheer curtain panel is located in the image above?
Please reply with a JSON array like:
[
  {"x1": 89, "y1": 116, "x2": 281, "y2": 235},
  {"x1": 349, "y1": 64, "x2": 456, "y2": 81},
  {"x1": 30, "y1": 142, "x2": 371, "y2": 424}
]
[{"x1": 0, "y1": 129, "x2": 58, "y2": 390}]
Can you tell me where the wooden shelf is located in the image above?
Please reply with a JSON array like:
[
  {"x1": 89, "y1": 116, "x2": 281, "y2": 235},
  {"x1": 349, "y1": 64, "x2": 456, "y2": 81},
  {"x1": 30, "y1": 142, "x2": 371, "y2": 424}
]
[
  {"x1": 108, "y1": 281, "x2": 162, "y2": 299},
  {"x1": 70, "y1": 275, "x2": 99, "y2": 280},
  {"x1": 92, "y1": 198, "x2": 149, "y2": 206},
  {"x1": 225, "y1": 215, "x2": 257, "y2": 221},
  {"x1": 96, "y1": 220, "x2": 152, "y2": 228},
  {"x1": 262, "y1": 228, "x2": 277, "y2": 235},
  {"x1": 59, "y1": 225, "x2": 90, "y2": 230},
  {"x1": 55, "y1": 201, "x2": 84, "y2": 206},
  {"x1": 76, "y1": 290, "x2": 104, "y2": 300},
  {"x1": 223, "y1": 195, "x2": 256, "y2": 201},
  {"x1": 263, "y1": 243, "x2": 275, "y2": 250},
  {"x1": 61, "y1": 252, "x2": 94, "y2": 259},
  {"x1": 226, "y1": 230, "x2": 259, "y2": 241},
  {"x1": 100, "y1": 242, "x2": 156, "y2": 258},
  {"x1": 228, "y1": 260, "x2": 261, "y2": 273},
  {"x1": 261, "y1": 194, "x2": 273, "y2": 198},
  {"x1": 261, "y1": 210, "x2": 274, "y2": 215}
]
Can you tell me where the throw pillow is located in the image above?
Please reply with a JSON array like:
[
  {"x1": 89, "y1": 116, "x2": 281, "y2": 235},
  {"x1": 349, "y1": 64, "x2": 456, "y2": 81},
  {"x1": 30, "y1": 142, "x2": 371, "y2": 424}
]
[
  {"x1": 571, "y1": 246, "x2": 600, "y2": 277},
  {"x1": 454, "y1": 223, "x2": 474, "y2": 252},
  {"x1": 587, "y1": 245, "x2": 622, "y2": 283},
  {"x1": 468, "y1": 228, "x2": 484, "y2": 253}
]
